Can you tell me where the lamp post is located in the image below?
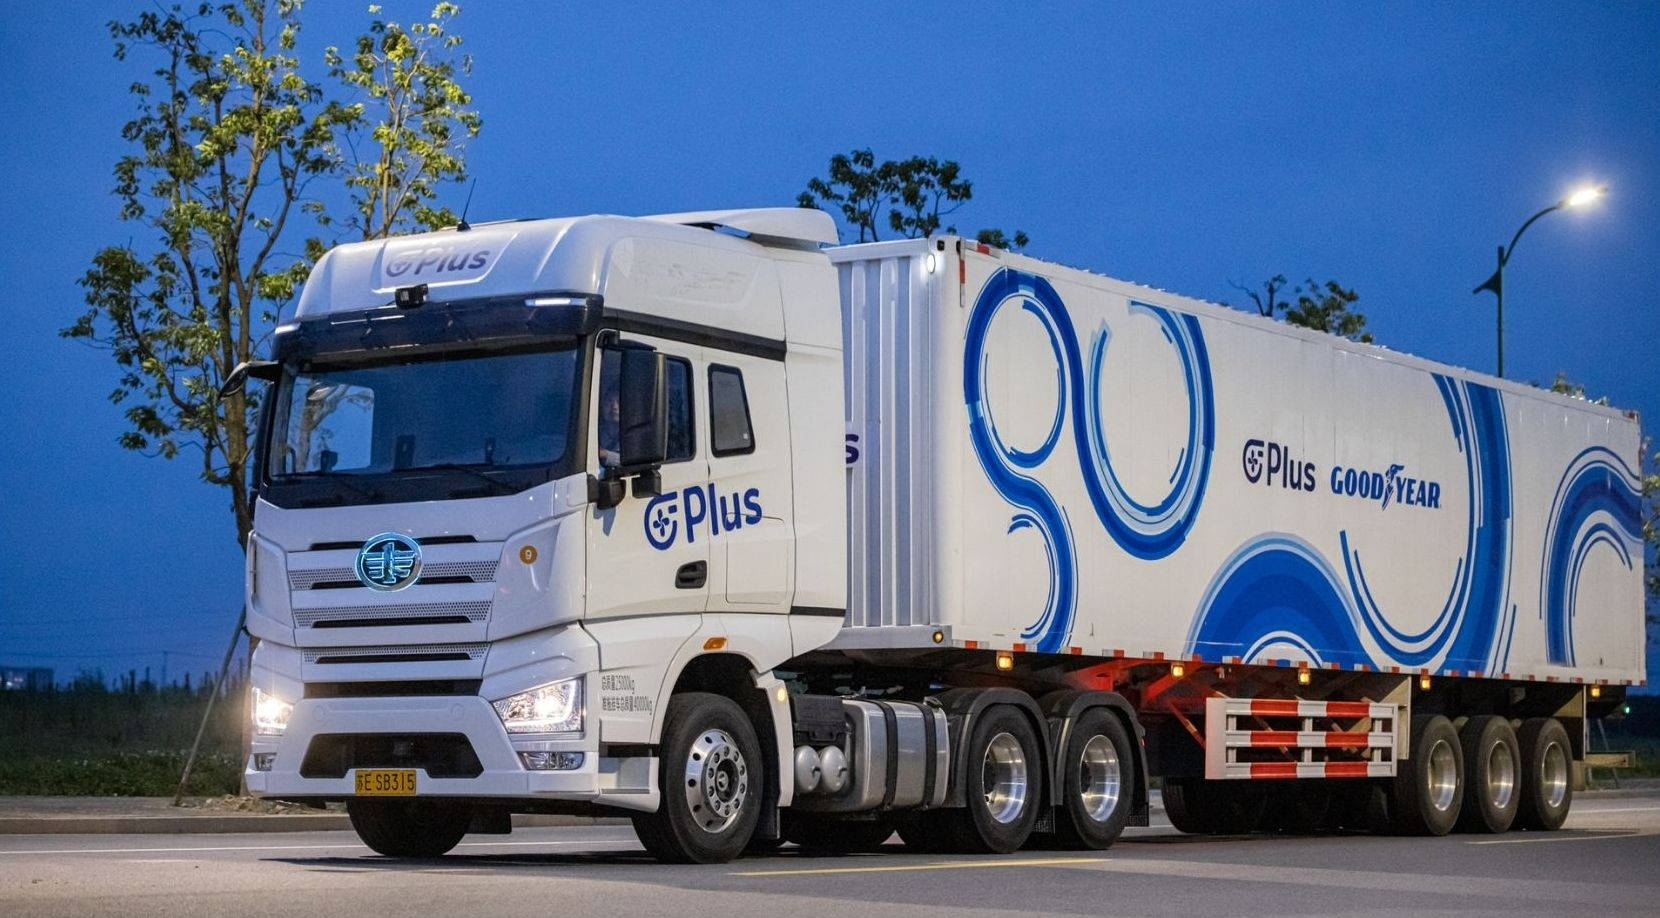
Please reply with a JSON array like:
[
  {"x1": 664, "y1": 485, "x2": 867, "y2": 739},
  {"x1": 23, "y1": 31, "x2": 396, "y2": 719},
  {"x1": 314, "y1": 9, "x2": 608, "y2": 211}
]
[{"x1": 1473, "y1": 185, "x2": 1606, "y2": 378}]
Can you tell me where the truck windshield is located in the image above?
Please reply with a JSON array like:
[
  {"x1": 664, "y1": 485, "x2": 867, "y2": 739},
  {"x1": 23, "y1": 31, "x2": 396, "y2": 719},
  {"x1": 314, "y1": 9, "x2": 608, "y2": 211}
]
[{"x1": 262, "y1": 346, "x2": 583, "y2": 505}]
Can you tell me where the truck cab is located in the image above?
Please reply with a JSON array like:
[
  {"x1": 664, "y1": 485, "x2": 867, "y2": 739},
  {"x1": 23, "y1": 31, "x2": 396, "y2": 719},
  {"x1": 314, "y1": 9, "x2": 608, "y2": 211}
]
[{"x1": 243, "y1": 209, "x2": 848, "y2": 859}]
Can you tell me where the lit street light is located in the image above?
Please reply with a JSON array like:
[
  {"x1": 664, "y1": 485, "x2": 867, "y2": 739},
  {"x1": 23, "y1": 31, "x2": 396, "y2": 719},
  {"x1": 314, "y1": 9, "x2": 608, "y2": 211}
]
[{"x1": 1473, "y1": 184, "x2": 1606, "y2": 378}]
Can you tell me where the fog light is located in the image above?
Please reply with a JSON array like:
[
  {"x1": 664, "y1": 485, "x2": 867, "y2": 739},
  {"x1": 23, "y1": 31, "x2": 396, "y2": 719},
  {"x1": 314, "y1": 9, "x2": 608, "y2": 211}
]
[
  {"x1": 520, "y1": 751, "x2": 584, "y2": 771},
  {"x1": 252, "y1": 753, "x2": 276, "y2": 772}
]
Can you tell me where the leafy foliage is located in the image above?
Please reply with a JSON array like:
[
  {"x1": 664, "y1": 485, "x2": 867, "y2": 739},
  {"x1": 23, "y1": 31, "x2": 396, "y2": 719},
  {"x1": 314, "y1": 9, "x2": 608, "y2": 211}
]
[
  {"x1": 1230, "y1": 275, "x2": 1373, "y2": 343},
  {"x1": 1282, "y1": 278, "x2": 1373, "y2": 343},
  {"x1": 325, "y1": 2, "x2": 482, "y2": 238},
  {"x1": 798, "y1": 149, "x2": 1026, "y2": 248},
  {"x1": 64, "y1": 1, "x2": 480, "y2": 545},
  {"x1": 1230, "y1": 274, "x2": 1289, "y2": 318}
]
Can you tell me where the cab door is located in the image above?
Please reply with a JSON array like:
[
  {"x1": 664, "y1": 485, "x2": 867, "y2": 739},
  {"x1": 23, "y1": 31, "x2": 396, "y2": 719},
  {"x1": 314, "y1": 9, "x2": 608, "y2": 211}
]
[
  {"x1": 704, "y1": 353, "x2": 794, "y2": 613},
  {"x1": 584, "y1": 337, "x2": 709, "y2": 619}
]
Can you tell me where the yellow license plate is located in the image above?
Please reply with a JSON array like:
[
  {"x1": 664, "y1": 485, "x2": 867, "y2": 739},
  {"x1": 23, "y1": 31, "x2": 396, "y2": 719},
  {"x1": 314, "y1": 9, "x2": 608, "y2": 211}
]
[{"x1": 353, "y1": 769, "x2": 417, "y2": 796}]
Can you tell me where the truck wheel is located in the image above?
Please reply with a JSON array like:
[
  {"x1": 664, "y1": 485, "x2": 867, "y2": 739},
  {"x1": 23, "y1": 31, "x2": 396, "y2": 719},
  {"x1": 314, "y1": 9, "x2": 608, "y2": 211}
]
[
  {"x1": 1053, "y1": 709, "x2": 1135, "y2": 849},
  {"x1": 1515, "y1": 717, "x2": 1573, "y2": 831},
  {"x1": 1388, "y1": 715, "x2": 1463, "y2": 836},
  {"x1": 1160, "y1": 778, "x2": 1262, "y2": 834},
  {"x1": 781, "y1": 812, "x2": 895, "y2": 853},
  {"x1": 632, "y1": 692, "x2": 764, "y2": 864},
  {"x1": 938, "y1": 705, "x2": 1045, "y2": 853},
  {"x1": 1161, "y1": 778, "x2": 1212, "y2": 834},
  {"x1": 347, "y1": 798, "x2": 471, "y2": 858},
  {"x1": 1455, "y1": 715, "x2": 1521, "y2": 833}
]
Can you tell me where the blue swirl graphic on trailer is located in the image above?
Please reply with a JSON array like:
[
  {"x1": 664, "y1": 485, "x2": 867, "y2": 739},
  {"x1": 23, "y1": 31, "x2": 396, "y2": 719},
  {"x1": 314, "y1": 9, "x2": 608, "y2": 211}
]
[
  {"x1": 1540, "y1": 447, "x2": 1643, "y2": 666},
  {"x1": 1187, "y1": 375, "x2": 1514, "y2": 673},
  {"x1": 1188, "y1": 534, "x2": 1371, "y2": 669},
  {"x1": 963, "y1": 267, "x2": 1215, "y2": 653}
]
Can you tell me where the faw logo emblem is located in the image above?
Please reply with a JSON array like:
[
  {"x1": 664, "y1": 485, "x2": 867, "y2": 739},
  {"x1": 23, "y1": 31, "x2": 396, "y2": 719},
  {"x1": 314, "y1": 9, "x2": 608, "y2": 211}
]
[
  {"x1": 644, "y1": 484, "x2": 763, "y2": 551},
  {"x1": 355, "y1": 532, "x2": 423, "y2": 591}
]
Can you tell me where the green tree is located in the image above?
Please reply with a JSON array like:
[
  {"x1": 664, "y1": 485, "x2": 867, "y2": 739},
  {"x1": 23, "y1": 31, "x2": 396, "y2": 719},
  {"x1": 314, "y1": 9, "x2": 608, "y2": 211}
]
[
  {"x1": 64, "y1": 1, "x2": 480, "y2": 545},
  {"x1": 798, "y1": 149, "x2": 1026, "y2": 248},
  {"x1": 1282, "y1": 278, "x2": 1373, "y2": 343},
  {"x1": 326, "y1": 2, "x2": 481, "y2": 238},
  {"x1": 1229, "y1": 274, "x2": 1289, "y2": 318}
]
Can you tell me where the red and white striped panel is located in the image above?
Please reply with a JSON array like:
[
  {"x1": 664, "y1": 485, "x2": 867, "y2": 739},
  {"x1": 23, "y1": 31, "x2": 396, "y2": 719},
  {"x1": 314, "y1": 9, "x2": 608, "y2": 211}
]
[
  {"x1": 1226, "y1": 761, "x2": 1395, "y2": 780},
  {"x1": 1203, "y1": 696, "x2": 1401, "y2": 781}
]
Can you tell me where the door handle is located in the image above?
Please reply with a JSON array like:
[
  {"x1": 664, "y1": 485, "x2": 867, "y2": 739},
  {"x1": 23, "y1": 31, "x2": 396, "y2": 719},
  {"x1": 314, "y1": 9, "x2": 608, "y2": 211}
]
[{"x1": 675, "y1": 561, "x2": 707, "y2": 590}]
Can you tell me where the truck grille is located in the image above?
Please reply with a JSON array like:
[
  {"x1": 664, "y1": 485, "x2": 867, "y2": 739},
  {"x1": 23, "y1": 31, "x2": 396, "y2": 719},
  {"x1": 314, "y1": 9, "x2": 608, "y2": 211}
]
[
  {"x1": 304, "y1": 643, "x2": 489, "y2": 665},
  {"x1": 294, "y1": 601, "x2": 492, "y2": 629},
  {"x1": 288, "y1": 560, "x2": 498, "y2": 590}
]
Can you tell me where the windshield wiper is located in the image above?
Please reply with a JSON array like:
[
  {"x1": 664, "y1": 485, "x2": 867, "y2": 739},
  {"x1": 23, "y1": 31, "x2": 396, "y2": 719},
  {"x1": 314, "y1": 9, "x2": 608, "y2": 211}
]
[{"x1": 420, "y1": 462, "x2": 518, "y2": 496}]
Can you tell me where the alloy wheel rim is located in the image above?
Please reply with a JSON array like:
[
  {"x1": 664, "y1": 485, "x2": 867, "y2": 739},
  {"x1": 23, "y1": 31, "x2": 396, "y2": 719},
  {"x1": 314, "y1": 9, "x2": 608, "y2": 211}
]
[
  {"x1": 982, "y1": 732, "x2": 1030, "y2": 824},
  {"x1": 1078, "y1": 735, "x2": 1122, "y2": 823},
  {"x1": 684, "y1": 728, "x2": 748, "y2": 833},
  {"x1": 1426, "y1": 738, "x2": 1458, "y2": 812},
  {"x1": 1541, "y1": 741, "x2": 1569, "y2": 809},
  {"x1": 1487, "y1": 741, "x2": 1516, "y2": 810}
]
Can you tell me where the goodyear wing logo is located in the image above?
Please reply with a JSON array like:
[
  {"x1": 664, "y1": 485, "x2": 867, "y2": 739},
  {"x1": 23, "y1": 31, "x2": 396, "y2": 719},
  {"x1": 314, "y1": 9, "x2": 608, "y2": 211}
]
[{"x1": 355, "y1": 532, "x2": 423, "y2": 591}]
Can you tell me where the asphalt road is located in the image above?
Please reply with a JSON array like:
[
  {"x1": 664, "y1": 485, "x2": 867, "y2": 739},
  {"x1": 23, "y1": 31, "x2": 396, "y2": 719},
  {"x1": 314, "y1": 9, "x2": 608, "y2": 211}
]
[{"x1": 3, "y1": 794, "x2": 1658, "y2": 918}]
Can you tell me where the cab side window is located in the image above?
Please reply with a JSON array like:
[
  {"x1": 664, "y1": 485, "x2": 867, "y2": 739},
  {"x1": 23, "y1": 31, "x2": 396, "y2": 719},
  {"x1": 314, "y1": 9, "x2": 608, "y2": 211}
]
[
  {"x1": 597, "y1": 350, "x2": 694, "y2": 467},
  {"x1": 708, "y1": 365, "x2": 754, "y2": 457},
  {"x1": 664, "y1": 356, "x2": 694, "y2": 462}
]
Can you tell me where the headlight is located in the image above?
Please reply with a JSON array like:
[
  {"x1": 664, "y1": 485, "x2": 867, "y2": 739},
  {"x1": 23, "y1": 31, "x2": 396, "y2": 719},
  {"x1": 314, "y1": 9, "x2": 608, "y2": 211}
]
[
  {"x1": 492, "y1": 678, "x2": 583, "y2": 734},
  {"x1": 252, "y1": 686, "x2": 293, "y2": 736}
]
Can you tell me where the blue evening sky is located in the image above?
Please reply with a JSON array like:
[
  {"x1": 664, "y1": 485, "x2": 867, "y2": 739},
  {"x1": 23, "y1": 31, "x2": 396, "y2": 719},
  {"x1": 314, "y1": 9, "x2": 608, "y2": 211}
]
[{"x1": 1, "y1": 2, "x2": 1654, "y2": 686}]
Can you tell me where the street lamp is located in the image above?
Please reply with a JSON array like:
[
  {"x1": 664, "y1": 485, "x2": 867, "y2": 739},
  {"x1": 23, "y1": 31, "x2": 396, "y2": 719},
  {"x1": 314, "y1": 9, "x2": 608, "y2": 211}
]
[{"x1": 1473, "y1": 184, "x2": 1606, "y2": 378}]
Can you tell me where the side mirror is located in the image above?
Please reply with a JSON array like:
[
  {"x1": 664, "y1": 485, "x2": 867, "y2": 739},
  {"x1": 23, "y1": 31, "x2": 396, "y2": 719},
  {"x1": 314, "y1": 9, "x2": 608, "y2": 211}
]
[
  {"x1": 616, "y1": 346, "x2": 668, "y2": 471},
  {"x1": 218, "y1": 359, "x2": 280, "y2": 401}
]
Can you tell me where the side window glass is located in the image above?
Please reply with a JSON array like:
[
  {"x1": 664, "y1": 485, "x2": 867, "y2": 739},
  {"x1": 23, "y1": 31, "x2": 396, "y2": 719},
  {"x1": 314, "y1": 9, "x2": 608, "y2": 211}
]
[
  {"x1": 665, "y1": 357, "x2": 694, "y2": 462},
  {"x1": 598, "y1": 351, "x2": 694, "y2": 467},
  {"x1": 709, "y1": 365, "x2": 754, "y2": 457}
]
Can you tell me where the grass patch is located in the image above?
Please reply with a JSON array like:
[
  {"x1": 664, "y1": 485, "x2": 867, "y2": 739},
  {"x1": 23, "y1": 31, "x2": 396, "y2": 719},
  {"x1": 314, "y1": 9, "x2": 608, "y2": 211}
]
[{"x1": 1, "y1": 678, "x2": 247, "y2": 796}]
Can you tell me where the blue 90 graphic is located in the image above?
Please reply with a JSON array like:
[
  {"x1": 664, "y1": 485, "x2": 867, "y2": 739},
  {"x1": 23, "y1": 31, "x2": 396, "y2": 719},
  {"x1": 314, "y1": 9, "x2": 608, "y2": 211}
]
[{"x1": 964, "y1": 268, "x2": 1215, "y2": 653}]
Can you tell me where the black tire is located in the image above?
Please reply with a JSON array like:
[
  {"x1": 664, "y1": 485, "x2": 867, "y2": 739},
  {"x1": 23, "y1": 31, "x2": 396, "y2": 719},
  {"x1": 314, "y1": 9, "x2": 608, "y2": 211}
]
[
  {"x1": 1262, "y1": 782, "x2": 1331, "y2": 835},
  {"x1": 347, "y1": 798, "x2": 471, "y2": 858},
  {"x1": 1161, "y1": 778, "x2": 1213, "y2": 834},
  {"x1": 781, "y1": 811, "x2": 895, "y2": 853},
  {"x1": 1052, "y1": 709, "x2": 1136, "y2": 849},
  {"x1": 632, "y1": 692, "x2": 764, "y2": 864},
  {"x1": 1388, "y1": 715, "x2": 1464, "y2": 836},
  {"x1": 1160, "y1": 778, "x2": 1263, "y2": 834},
  {"x1": 1515, "y1": 717, "x2": 1573, "y2": 831},
  {"x1": 935, "y1": 704, "x2": 1045, "y2": 853},
  {"x1": 1455, "y1": 715, "x2": 1522, "y2": 833}
]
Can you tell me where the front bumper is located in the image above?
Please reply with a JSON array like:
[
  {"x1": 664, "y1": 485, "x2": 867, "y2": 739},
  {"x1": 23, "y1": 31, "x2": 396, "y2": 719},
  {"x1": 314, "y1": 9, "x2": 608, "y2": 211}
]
[{"x1": 245, "y1": 693, "x2": 613, "y2": 801}]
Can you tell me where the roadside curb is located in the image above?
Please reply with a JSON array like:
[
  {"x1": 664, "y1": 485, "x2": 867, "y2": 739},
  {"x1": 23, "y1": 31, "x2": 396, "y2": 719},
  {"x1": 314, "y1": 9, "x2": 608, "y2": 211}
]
[{"x1": 0, "y1": 814, "x2": 628, "y2": 836}]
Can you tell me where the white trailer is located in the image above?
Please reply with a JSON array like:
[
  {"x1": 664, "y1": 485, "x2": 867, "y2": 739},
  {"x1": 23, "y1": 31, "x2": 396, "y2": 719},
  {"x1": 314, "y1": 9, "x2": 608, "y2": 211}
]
[{"x1": 233, "y1": 208, "x2": 1645, "y2": 861}]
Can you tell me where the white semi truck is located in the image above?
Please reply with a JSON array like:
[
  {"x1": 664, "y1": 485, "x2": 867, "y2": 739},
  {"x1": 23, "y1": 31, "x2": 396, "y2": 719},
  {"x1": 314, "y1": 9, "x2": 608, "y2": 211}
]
[{"x1": 232, "y1": 207, "x2": 1646, "y2": 862}]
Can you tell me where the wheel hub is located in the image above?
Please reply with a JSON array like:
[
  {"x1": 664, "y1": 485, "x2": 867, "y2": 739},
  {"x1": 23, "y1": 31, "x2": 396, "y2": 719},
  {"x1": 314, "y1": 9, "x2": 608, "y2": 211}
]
[
  {"x1": 1078, "y1": 735, "x2": 1122, "y2": 823},
  {"x1": 684, "y1": 729, "x2": 748, "y2": 833},
  {"x1": 982, "y1": 731, "x2": 1030, "y2": 825}
]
